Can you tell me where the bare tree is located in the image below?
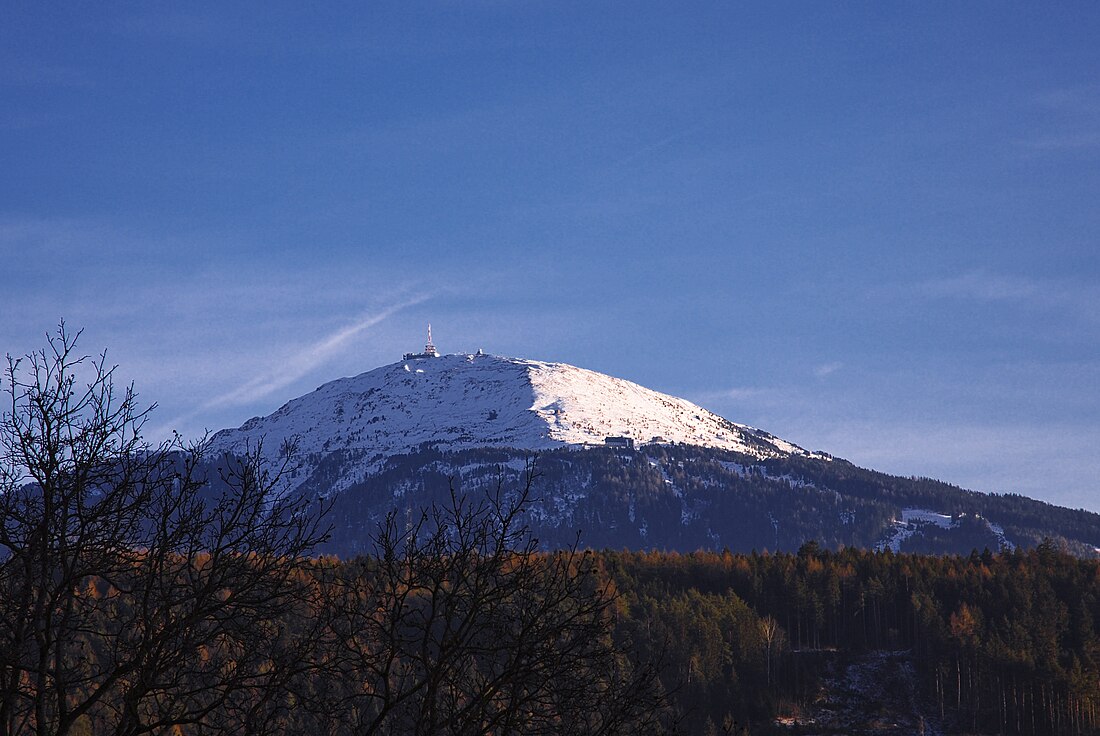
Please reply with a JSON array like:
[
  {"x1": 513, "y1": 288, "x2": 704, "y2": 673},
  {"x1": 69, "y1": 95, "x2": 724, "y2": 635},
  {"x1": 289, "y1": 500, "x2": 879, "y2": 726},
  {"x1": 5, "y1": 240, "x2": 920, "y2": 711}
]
[
  {"x1": 0, "y1": 323, "x2": 328, "y2": 736},
  {"x1": 306, "y1": 467, "x2": 669, "y2": 736},
  {"x1": 0, "y1": 324, "x2": 667, "y2": 735},
  {"x1": 759, "y1": 615, "x2": 781, "y2": 687}
]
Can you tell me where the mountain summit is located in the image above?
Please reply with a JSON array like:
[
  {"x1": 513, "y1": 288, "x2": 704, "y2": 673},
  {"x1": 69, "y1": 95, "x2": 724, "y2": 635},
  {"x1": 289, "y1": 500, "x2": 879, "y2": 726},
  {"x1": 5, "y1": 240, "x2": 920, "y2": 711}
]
[{"x1": 209, "y1": 350, "x2": 814, "y2": 487}]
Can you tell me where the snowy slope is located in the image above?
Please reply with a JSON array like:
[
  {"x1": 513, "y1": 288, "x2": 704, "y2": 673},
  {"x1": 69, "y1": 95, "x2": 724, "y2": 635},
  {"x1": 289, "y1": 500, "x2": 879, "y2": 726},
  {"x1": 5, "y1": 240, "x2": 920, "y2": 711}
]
[
  {"x1": 207, "y1": 353, "x2": 816, "y2": 494},
  {"x1": 200, "y1": 352, "x2": 1100, "y2": 555}
]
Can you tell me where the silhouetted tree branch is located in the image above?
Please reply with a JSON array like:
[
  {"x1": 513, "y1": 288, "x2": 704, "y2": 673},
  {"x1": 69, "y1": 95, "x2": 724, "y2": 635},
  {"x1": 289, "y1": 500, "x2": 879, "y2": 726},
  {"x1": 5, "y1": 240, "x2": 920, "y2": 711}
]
[
  {"x1": 307, "y1": 464, "x2": 668, "y2": 736},
  {"x1": 0, "y1": 322, "x2": 329, "y2": 736},
  {"x1": 0, "y1": 324, "x2": 667, "y2": 735}
]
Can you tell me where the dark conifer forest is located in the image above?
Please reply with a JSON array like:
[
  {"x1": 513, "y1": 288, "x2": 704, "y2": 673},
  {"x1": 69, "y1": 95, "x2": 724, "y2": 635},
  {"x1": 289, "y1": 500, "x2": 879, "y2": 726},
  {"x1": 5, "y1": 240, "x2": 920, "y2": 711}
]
[{"x1": 603, "y1": 544, "x2": 1100, "y2": 734}]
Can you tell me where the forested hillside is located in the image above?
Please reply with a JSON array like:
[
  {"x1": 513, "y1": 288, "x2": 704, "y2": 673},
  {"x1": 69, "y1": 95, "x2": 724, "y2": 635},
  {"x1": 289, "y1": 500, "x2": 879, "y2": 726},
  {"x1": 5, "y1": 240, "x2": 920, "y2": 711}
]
[
  {"x1": 9, "y1": 543, "x2": 1097, "y2": 735},
  {"x1": 605, "y1": 544, "x2": 1100, "y2": 734},
  {"x1": 318, "y1": 445, "x2": 1100, "y2": 557}
]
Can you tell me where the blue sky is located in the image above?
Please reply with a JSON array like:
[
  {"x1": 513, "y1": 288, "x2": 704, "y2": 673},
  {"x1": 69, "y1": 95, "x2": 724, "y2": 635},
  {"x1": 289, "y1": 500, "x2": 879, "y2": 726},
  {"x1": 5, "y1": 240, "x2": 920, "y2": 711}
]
[{"x1": 3, "y1": 3, "x2": 1099, "y2": 511}]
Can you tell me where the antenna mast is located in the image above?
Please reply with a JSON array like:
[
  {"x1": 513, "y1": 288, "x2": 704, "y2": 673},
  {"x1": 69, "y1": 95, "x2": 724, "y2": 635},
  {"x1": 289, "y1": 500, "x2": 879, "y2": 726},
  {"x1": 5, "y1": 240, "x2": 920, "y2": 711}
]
[
  {"x1": 403, "y1": 323, "x2": 440, "y2": 360},
  {"x1": 425, "y1": 323, "x2": 437, "y2": 357}
]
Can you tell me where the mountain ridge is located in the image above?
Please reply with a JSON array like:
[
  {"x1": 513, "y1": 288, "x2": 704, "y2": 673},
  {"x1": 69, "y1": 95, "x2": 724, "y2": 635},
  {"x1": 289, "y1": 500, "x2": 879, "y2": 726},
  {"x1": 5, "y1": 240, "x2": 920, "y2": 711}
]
[{"x1": 204, "y1": 350, "x2": 1100, "y2": 558}]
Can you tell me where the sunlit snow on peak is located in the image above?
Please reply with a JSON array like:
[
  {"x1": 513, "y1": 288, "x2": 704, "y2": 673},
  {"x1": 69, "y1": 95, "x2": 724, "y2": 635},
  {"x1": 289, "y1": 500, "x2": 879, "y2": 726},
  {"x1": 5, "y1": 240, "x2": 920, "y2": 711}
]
[{"x1": 208, "y1": 353, "x2": 815, "y2": 494}]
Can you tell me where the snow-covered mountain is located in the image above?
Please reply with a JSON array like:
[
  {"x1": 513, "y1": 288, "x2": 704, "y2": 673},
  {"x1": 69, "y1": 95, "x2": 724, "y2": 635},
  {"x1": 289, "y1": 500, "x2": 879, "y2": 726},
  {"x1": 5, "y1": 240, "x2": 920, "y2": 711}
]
[
  {"x1": 204, "y1": 349, "x2": 1100, "y2": 557},
  {"x1": 209, "y1": 352, "x2": 817, "y2": 495}
]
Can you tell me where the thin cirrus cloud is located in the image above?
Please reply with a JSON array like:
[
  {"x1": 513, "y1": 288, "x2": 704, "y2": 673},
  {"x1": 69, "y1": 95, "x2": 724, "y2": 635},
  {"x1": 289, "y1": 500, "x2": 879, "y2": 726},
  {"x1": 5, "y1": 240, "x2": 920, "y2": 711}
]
[
  {"x1": 200, "y1": 296, "x2": 428, "y2": 409},
  {"x1": 918, "y1": 270, "x2": 1041, "y2": 301},
  {"x1": 692, "y1": 386, "x2": 770, "y2": 404},
  {"x1": 1023, "y1": 132, "x2": 1100, "y2": 152},
  {"x1": 1017, "y1": 86, "x2": 1100, "y2": 153},
  {"x1": 0, "y1": 62, "x2": 97, "y2": 89},
  {"x1": 916, "y1": 270, "x2": 1100, "y2": 324},
  {"x1": 1032, "y1": 85, "x2": 1100, "y2": 113},
  {"x1": 800, "y1": 417, "x2": 1100, "y2": 511},
  {"x1": 156, "y1": 295, "x2": 428, "y2": 436}
]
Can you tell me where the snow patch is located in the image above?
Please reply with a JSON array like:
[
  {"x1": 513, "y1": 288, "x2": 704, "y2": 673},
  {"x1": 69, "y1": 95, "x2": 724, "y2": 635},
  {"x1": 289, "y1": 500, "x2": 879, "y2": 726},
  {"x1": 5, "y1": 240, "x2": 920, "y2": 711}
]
[
  {"x1": 986, "y1": 520, "x2": 1016, "y2": 552},
  {"x1": 877, "y1": 509, "x2": 956, "y2": 553},
  {"x1": 877, "y1": 508, "x2": 1015, "y2": 553}
]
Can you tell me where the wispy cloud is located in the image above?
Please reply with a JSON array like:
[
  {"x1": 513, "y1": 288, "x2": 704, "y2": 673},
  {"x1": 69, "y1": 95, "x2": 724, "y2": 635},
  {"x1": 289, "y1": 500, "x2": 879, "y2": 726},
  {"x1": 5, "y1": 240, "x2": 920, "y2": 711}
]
[
  {"x1": 813, "y1": 362, "x2": 843, "y2": 378},
  {"x1": 916, "y1": 270, "x2": 1100, "y2": 324},
  {"x1": 691, "y1": 386, "x2": 770, "y2": 404},
  {"x1": 1017, "y1": 86, "x2": 1100, "y2": 153},
  {"x1": 1022, "y1": 132, "x2": 1100, "y2": 152},
  {"x1": 0, "y1": 63, "x2": 96, "y2": 89},
  {"x1": 606, "y1": 118, "x2": 713, "y2": 172},
  {"x1": 689, "y1": 366, "x2": 1100, "y2": 513},
  {"x1": 195, "y1": 296, "x2": 427, "y2": 411},
  {"x1": 797, "y1": 418, "x2": 1100, "y2": 512},
  {"x1": 918, "y1": 271, "x2": 1040, "y2": 302},
  {"x1": 147, "y1": 294, "x2": 430, "y2": 441},
  {"x1": 109, "y1": 11, "x2": 239, "y2": 44},
  {"x1": 1031, "y1": 85, "x2": 1100, "y2": 115}
]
